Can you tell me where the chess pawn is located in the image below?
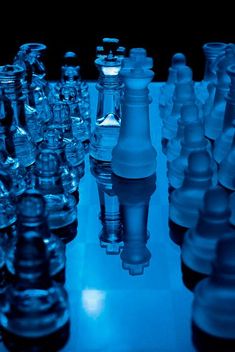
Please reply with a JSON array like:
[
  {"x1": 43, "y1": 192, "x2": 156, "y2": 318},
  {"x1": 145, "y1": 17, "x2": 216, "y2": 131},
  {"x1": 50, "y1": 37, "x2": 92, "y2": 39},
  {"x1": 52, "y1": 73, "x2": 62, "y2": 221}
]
[
  {"x1": 169, "y1": 150, "x2": 213, "y2": 245},
  {"x1": 40, "y1": 128, "x2": 80, "y2": 202},
  {"x1": 166, "y1": 103, "x2": 200, "y2": 162},
  {"x1": 90, "y1": 38, "x2": 124, "y2": 163},
  {"x1": 112, "y1": 173, "x2": 156, "y2": 275},
  {"x1": 214, "y1": 64, "x2": 235, "y2": 163},
  {"x1": 90, "y1": 159, "x2": 123, "y2": 254},
  {"x1": 112, "y1": 49, "x2": 156, "y2": 178},
  {"x1": 218, "y1": 139, "x2": 235, "y2": 192},
  {"x1": 181, "y1": 186, "x2": 235, "y2": 291},
  {"x1": 204, "y1": 44, "x2": 235, "y2": 142},
  {"x1": 5, "y1": 189, "x2": 66, "y2": 284},
  {"x1": 0, "y1": 65, "x2": 36, "y2": 168},
  {"x1": 60, "y1": 85, "x2": 90, "y2": 150},
  {"x1": 0, "y1": 231, "x2": 70, "y2": 352},
  {"x1": 192, "y1": 234, "x2": 235, "y2": 351},
  {"x1": 159, "y1": 53, "x2": 186, "y2": 120},
  {"x1": 50, "y1": 101, "x2": 73, "y2": 139},
  {"x1": 34, "y1": 149, "x2": 78, "y2": 243},
  {"x1": 161, "y1": 65, "x2": 196, "y2": 152},
  {"x1": 168, "y1": 121, "x2": 216, "y2": 191}
]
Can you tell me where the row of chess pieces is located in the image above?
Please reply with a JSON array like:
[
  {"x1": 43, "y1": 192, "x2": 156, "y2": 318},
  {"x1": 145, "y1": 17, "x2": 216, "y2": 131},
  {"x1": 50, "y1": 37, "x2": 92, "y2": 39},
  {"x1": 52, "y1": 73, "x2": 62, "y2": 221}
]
[
  {"x1": 0, "y1": 37, "x2": 235, "y2": 351},
  {"x1": 161, "y1": 43, "x2": 235, "y2": 351},
  {"x1": 0, "y1": 38, "x2": 158, "y2": 351}
]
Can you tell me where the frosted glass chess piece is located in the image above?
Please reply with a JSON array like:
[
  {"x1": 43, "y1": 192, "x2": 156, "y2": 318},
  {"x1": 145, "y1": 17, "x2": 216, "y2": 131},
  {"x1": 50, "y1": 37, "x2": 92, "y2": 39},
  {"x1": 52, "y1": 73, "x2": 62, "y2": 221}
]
[
  {"x1": 112, "y1": 48, "x2": 156, "y2": 178},
  {"x1": 112, "y1": 173, "x2": 156, "y2": 275},
  {"x1": 5, "y1": 189, "x2": 66, "y2": 284},
  {"x1": 166, "y1": 103, "x2": 200, "y2": 162},
  {"x1": 205, "y1": 44, "x2": 235, "y2": 142},
  {"x1": 161, "y1": 65, "x2": 196, "y2": 152},
  {"x1": 49, "y1": 101, "x2": 73, "y2": 140},
  {"x1": 169, "y1": 150, "x2": 213, "y2": 245},
  {"x1": 0, "y1": 231, "x2": 70, "y2": 352},
  {"x1": 203, "y1": 42, "x2": 227, "y2": 83},
  {"x1": 181, "y1": 186, "x2": 235, "y2": 290},
  {"x1": 0, "y1": 65, "x2": 36, "y2": 170},
  {"x1": 214, "y1": 64, "x2": 235, "y2": 163},
  {"x1": 34, "y1": 149, "x2": 78, "y2": 243},
  {"x1": 168, "y1": 121, "x2": 216, "y2": 191},
  {"x1": 192, "y1": 234, "x2": 235, "y2": 352},
  {"x1": 218, "y1": 140, "x2": 235, "y2": 192},
  {"x1": 90, "y1": 159, "x2": 123, "y2": 254},
  {"x1": 90, "y1": 38, "x2": 124, "y2": 163},
  {"x1": 196, "y1": 42, "x2": 227, "y2": 105},
  {"x1": 159, "y1": 53, "x2": 186, "y2": 120}
]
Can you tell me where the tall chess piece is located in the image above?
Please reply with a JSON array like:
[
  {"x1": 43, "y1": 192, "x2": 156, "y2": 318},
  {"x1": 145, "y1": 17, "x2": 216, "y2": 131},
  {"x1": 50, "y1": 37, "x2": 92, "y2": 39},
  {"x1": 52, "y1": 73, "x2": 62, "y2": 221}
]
[
  {"x1": 112, "y1": 48, "x2": 156, "y2": 178},
  {"x1": 214, "y1": 64, "x2": 235, "y2": 163},
  {"x1": 205, "y1": 44, "x2": 235, "y2": 142},
  {"x1": 112, "y1": 173, "x2": 156, "y2": 275},
  {"x1": 90, "y1": 38, "x2": 124, "y2": 163},
  {"x1": 0, "y1": 231, "x2": 70, "y2": 352},
  {"x1": 90, "y1": 159, "x2": 123, "y2": 254},
  {"x1": 169, "y1": 151, "x2": 213, "y2": 245},
  {"x1": 181, "y1": 186, "x2": 235, "y2": 291},
  {"x1": 192, "y1": 234, "x2": 235, "y2": 351}
]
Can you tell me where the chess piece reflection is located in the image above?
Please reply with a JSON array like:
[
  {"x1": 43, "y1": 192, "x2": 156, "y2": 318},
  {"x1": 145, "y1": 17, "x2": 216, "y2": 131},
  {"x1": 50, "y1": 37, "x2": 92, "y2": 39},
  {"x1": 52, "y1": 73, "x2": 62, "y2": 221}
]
[
  {"x1": 90, "y1": 159, "x2": 123, "y2": 254},
  {"x1": 112, "y1": 173, "x2": 156, "y2": 275}
]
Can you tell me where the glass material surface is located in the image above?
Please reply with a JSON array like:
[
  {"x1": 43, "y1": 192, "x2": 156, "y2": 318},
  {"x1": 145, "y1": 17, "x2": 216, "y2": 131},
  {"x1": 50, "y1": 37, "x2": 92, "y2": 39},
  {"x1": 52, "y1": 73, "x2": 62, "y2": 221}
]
[{"x1": 0, "y1": 82, "x2": 195, "y2": 352}]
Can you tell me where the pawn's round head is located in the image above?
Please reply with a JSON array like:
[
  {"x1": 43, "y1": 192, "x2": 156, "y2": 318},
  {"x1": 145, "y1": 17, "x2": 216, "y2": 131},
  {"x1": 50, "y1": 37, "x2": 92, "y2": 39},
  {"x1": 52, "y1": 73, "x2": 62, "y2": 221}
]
[{"x1": 172, "y1": 53, "x2": 186, "y2": 67}]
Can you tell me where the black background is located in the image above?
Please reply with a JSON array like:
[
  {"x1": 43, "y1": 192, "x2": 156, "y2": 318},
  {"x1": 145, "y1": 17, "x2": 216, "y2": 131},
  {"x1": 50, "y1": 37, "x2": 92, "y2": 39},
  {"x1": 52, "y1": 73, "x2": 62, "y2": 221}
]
[{"x1": 0, "y1": 2, "x2": 234, "y2": 81}]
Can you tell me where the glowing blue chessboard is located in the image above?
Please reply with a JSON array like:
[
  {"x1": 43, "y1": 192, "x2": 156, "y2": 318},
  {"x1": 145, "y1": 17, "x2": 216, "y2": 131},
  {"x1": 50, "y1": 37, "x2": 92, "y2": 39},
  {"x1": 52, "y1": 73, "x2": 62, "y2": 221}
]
[{"x1": 0, "y1": 83, "x2": 195, "y2": 352}]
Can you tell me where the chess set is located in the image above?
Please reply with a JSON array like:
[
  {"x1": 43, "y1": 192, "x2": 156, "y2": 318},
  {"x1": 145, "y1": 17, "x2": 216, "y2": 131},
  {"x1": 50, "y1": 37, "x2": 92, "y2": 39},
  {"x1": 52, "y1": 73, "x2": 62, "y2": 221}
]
[{"x1": 0, "y1": 38, "x2": 235, "y2": 351}]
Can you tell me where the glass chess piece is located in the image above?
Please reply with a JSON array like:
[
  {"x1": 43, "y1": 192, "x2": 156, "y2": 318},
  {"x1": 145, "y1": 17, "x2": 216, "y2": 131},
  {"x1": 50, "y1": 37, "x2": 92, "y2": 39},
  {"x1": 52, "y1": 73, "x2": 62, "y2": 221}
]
[
  {"x1": 0, "y1": 170, "x2": 16, "y2": 239},
  {"x1": 218, "y1": 138, "x2": 235, "y2": 193},
  {"x1": 90, "y1": 38, "x2": 124, "y2": 163},
  {"x1": 90, "y1": 158, "x2": 123, "y2": 254},
  {"x1": 34, "y1": 149, "x2": 78, "y2": 244},
  {"x1": 0, "y1": 144, "x2": 26, "y2": 200},
  {"x1": 5, "y1": 189, "x2": 66, "y2": 284},
  {"x1": 39, "y1": 127, "x2": 80, "y2": 203},
  {"x1": 204, "y1": 43, "x2": 235, "y2": 142},
  {"x1": 60, "y1": 85, "x2": 90, "y2": 151},
  {"x1": 181, "y1": 186, "x2": 235, "y2": 291},
  {"x1": 169, "y1": 150, "x2": 213, "y2": 245},
  {"x1": 0, "y1": 230, "x2": 70, "y2": 352},
  {"x1": 161, "y1": 65, "x2": 197, "y2": 153},
  {"x1": 214, "y1": 64, "x2": 235, "y2": 163},
  {"x1": 112, "y1": 173, "x2": 156, "y2": 275},
  {"x1": 112, "y1": 47, "x2": 157, "y2": 178},
  {"x1": 167, "y1": 120, "x2": 217, "y2": 191},
  {"x1": 0, "y1": 65, "x2": 36, "y2": 175},
  {"x1": 166, "y1": 103, "x2": 200, "y2": 162},
  {"x1": 159, "y1": 52, "x2": 186, "y2": 120},
  {"x1": 192, "y1": 233, "x2": 235, "y2": 352}
]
